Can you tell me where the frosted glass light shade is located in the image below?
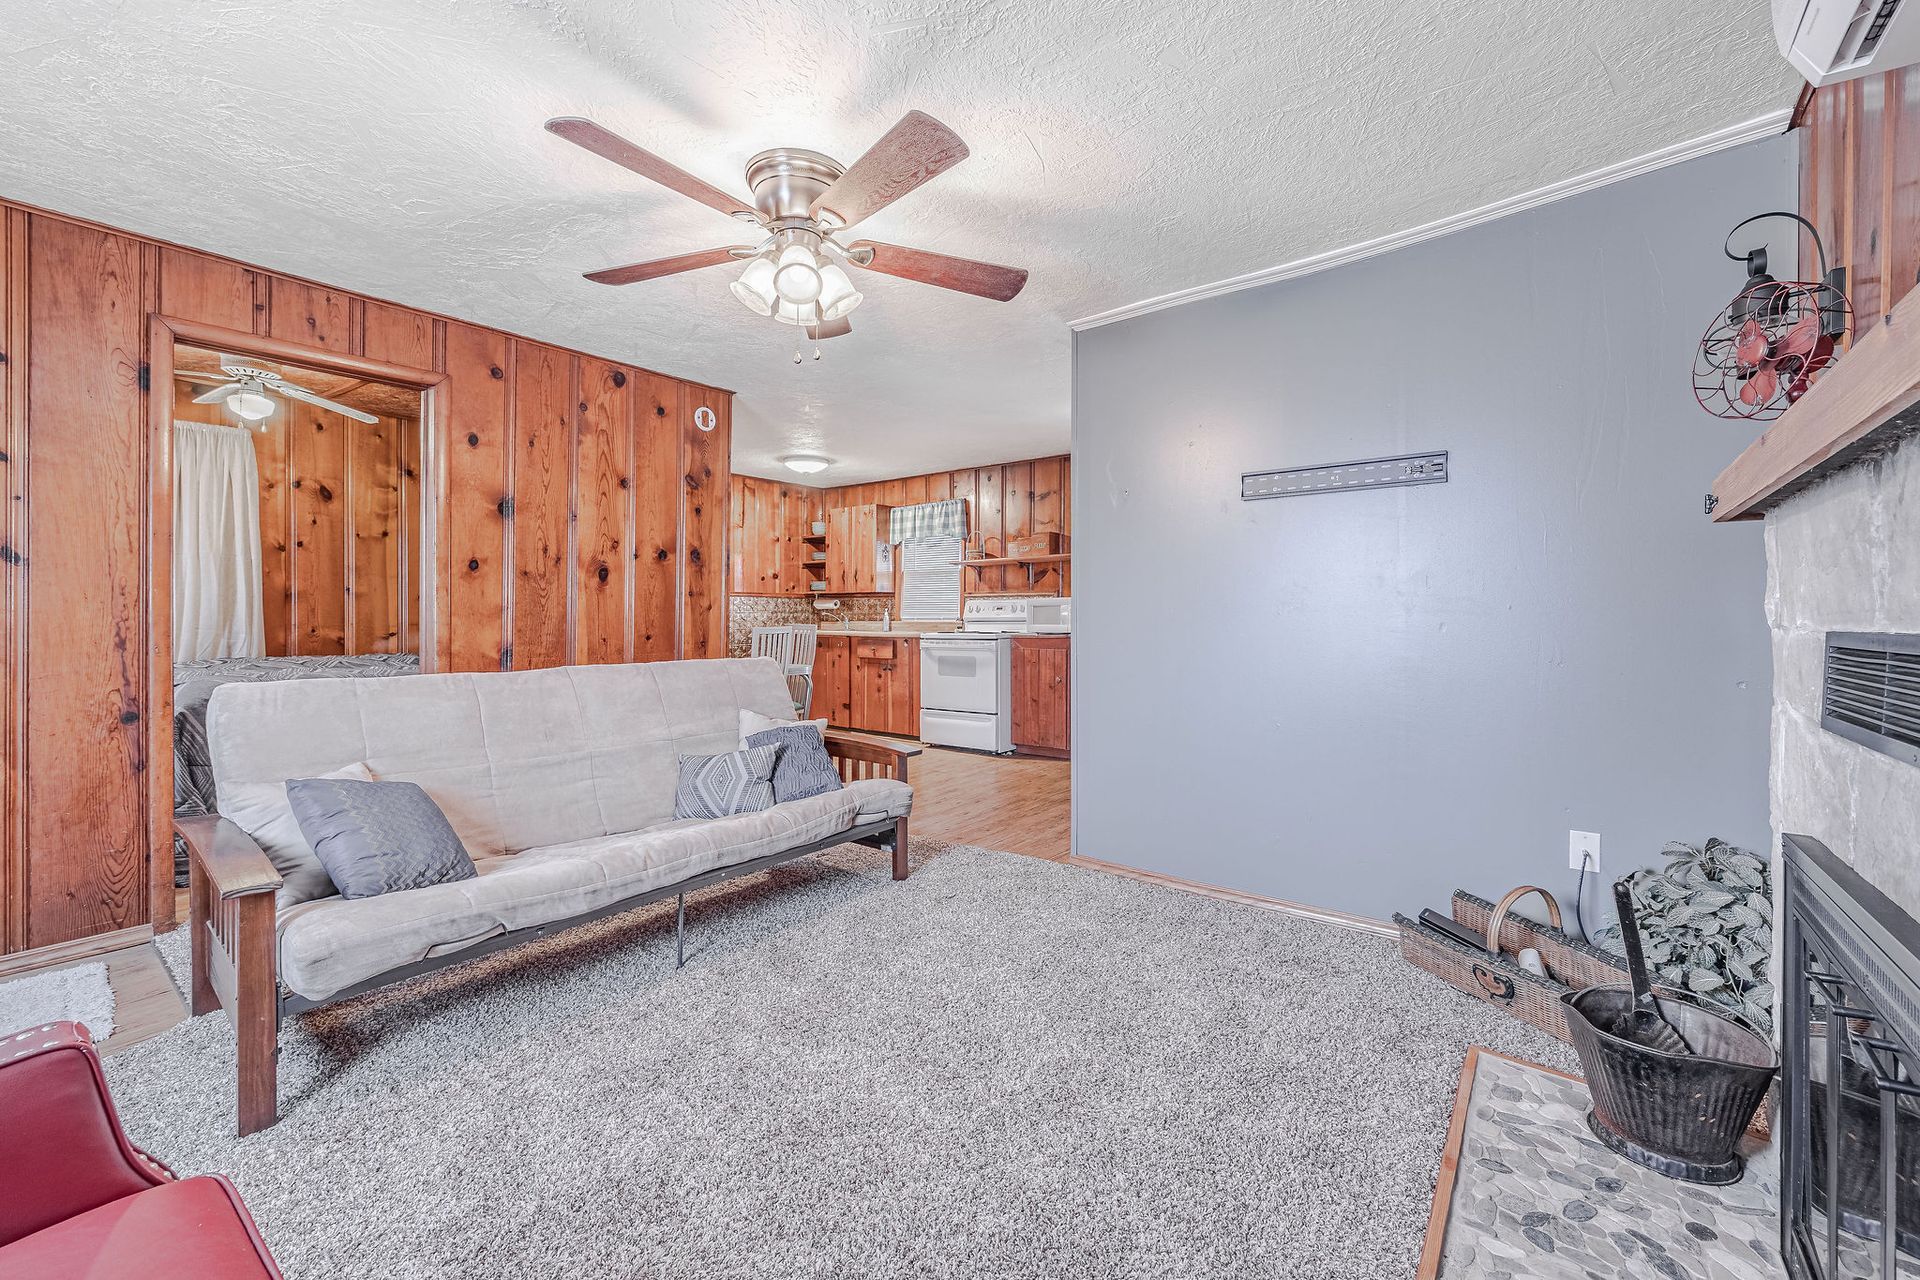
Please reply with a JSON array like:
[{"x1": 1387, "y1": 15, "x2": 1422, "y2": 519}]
[
  {"x1": 781, "y1": 454, "x2": 831, "y2": 474},
  {"x1": 773, "y1": 298, "x2": 818, "y2": 327},
  {"x1": 772, "y1": 244, "x2": 823, "y2": 304},
  {"x1": 816, "y1": 264, "x2": 862, "y2": 322},
  {"x1": 227, "y1": 390, "x2": 276, "y2": 421},
  {"x1": 729, "y1": 257, "x2": 777, "y2": 316}
]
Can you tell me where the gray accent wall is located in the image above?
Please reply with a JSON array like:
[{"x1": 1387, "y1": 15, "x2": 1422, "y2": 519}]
[{"x1": 1071, "y1": 136, "x2": 1794, "y2": 925}]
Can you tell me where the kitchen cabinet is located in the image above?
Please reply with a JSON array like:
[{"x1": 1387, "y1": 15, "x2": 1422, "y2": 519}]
[
  {"x1": 1011, "y1": 635, "x2": 1070, "y2": 757},
  {"x1": 824, "y1": 504, "x2": 894, "y2": 594},
  {"x1": 851, "y1": 636, "x2": 918, "y2": 736},
  {"x1": 730, "y1": 476, "x2": 823, "y2": 598},
  {"x1": 810, "y1": 634, "x2": 853, "y2": 727},
  {"x1": 809, "y1": 633, "x2": 917, "y2": 736}
]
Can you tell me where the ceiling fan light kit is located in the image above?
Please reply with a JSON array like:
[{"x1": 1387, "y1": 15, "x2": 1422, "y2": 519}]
[
  {"x1": 225, "y1": 390, "x2": 277, "y2": 422},
  {"x1": 547, "y1": 111, "x2": 1028, "y2": 351},
  {"x1": 187, "y1": 357, "x2": 381, "y2": 426}
]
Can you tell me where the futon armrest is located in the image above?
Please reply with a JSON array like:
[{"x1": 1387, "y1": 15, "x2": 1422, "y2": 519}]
[
  {"x1": 176, "y1": 815, "x2": 282, "y2": 900},
  {"x1": 824, "y1": 731, "x2": 917, "y2": 784}
]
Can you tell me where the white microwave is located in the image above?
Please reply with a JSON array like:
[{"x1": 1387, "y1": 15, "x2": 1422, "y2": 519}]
[{"x1": 1027, "y1": 598, "x2": 1071, "y2": 634}]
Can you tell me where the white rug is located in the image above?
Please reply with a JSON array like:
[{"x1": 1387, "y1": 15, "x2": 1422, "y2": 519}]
[{"x1": 0, "y1": 961, "x2": 116, "y2": 1040}]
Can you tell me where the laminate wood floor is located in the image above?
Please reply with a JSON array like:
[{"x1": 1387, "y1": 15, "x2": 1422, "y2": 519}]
[{"x1": 905, "y1": 745, "x2": 1071, "y2": 861}]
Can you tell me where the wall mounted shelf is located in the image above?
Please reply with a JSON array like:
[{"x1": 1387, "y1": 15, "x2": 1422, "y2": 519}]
[
  {"x1": 1709, "y1": 284, "x2": 1920, "y2": 522},
  {"x1": 955, "y1": 553, "x2": 1071, "y2": 589}
]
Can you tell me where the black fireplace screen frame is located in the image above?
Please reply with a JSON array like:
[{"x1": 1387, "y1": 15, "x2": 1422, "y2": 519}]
[{"x1": 1782, "y1": 833, "x2": 1920, "y2": 1280}]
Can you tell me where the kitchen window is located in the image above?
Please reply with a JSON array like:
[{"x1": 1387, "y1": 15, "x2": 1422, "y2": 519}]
[{"x1": 900, "y1": 535, "x2": 963, "y2": 621}]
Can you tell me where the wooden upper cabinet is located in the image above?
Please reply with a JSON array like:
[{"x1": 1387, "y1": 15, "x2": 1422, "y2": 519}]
[
  {"x1": 825, "y1": 504, "x2": 893, "y2": 594},
  {"x1": 1011, "y1": 635, "x2": 1070, "y2": 756}
]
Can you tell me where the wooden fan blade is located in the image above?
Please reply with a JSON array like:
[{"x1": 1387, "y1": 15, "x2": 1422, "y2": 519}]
[
  {"x1": 806, "y1": 317, "x2": 853, "y2": 340},
  {"x1": 585, "y1": 247, "x2": 747, "y2": 286},
  {"x1": 847, "y1": 240, "x2": 1027, "y2": 302},
  {"x1": 546, "y1": 117, "x2": 757, "y2": 222},
  {"x1": 810, "y1": 111, "x2": 968, "y2": 230}
]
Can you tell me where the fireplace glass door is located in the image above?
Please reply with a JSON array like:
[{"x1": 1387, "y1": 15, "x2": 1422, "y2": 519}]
[{"x1": 1787, "y1": 862, "x2": 1920, "y2": 1278}]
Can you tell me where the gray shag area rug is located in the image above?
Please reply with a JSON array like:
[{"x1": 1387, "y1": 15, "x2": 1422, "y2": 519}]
[{"x1": 106, "y1": 841, "x2": 1570, "y2": 1279}]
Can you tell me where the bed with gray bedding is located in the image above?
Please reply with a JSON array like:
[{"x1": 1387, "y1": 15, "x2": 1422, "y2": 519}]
[{"x1": 172, "y1": 653, "x2": 420, "y2": 884}]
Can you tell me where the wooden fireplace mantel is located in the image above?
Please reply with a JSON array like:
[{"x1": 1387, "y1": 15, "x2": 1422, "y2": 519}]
[{"x1": 1709, "y1": 283, "x2": 1920, "y2": 522}]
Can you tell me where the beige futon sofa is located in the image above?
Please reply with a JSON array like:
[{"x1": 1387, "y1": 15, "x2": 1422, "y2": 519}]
[{"x1": 179, "y1": 658, "x2": 914, "y2": 1135}]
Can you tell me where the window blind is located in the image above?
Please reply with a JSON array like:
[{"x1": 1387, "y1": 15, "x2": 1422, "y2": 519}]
[{"x1": 900, "y1": 535, "x2": 963, "y2": 621}]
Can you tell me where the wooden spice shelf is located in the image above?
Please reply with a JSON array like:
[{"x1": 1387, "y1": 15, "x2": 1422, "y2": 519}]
[{"x1": 1710, "y1": 284, "x2": 1920, "y2": 521}]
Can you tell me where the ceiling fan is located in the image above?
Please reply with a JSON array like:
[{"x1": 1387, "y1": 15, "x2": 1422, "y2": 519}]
[
  {"x1": 546, "y1": 110, "x2": 1029, "y2": 341},
  {"x1": 178, "y1": 357, "x2": 379, "y2": 425}
]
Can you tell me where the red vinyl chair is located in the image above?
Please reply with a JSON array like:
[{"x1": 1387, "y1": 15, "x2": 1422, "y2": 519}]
[{"x1": 0, "y1": 1021, "x2": 282, "y2": 1278}]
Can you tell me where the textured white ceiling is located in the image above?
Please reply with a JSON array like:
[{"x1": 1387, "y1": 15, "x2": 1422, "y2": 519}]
[{"x1": 0, "y1": 0, "x2": 1797, "y2": 483}]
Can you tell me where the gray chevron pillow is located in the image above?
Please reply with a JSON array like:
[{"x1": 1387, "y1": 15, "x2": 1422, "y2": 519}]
[
  {"x1": 744, "y1": 723, "x2": 843, "y2": 804},
  {"x1": 674, "y1": 745, "x2": 779, "y2": 820},
  {"x1": 285, "y1": 778, "x2": 476, "y2": 900}
]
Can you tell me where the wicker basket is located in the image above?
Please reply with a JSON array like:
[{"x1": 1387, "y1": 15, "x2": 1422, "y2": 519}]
[{"x1": 1395, "y1": 886, "x2": 1630, "y2": 1042}]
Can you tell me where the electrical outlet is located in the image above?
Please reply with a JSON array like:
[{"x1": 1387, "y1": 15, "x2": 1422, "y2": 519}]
[{"x1": 1569, "y1": 830, "x2": 1601, "y2": 872}]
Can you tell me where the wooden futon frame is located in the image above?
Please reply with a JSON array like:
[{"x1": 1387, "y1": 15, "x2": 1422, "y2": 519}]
[{"x1": 179, "y1": 731, "x2": 914, "y2": 1135}]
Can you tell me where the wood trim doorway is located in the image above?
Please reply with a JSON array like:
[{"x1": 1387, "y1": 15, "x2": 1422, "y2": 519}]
[{"x1": 145, "y1": 315, "x2": 447, "y2": 933}]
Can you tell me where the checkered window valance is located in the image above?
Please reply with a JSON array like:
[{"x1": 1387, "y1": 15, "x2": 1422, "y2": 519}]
[{"x1": 889, "y1": 499, "x2": 967, "y2": 543}]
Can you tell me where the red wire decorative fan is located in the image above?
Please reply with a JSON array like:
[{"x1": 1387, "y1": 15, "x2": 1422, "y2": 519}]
[
  {"x1": 1694, "y1": 213, "x2": 1851, "y2": 421},
  {"x1": 1694, "y1": 281, "x2": 1848, "y2": 419}
]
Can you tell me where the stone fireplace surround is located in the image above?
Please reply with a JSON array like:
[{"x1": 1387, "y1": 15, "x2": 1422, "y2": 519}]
[{"x1": 1767, "y1": 428, "x2": 1920, "y2": 921}]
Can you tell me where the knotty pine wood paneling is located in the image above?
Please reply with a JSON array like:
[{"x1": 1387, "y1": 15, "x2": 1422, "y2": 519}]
[
  {"x1": 1, "y1": 208, "x2": 25, "y2": 954},
  {"x1": 157, "y1": 248, "x2": 256, "y2": 334},
  {"x1": 0, "y1": 194, "x2": 732, "y2": 953},
  {"x1": 1801, "y1": 68, "x2": 1920, "y2": 344},
  {"x1": 23, "y1": 216, "x2": 149, "y2": 949},
  {"x1": 574, "y1": 360, "x2": 633, "y2": 665},
  {"x1": 267, "y1": 278, "x2": 352, "y2": 353},
  {"x1": 438, "y1": 321, "x2": 511, "y2": 672},
  {"x1": 507, "y1": 340, "x2": 574, "y2": 671},
  {"x1": 679, "y1": 385, "x2": 729, "y2": 659},
  {"x1": 634, "y1": 372, "x2": 682, "y2": 661}
]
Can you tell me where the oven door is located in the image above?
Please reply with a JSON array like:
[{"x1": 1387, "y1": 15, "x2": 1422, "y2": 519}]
[{"x1": 919, "y1": 639, "x2": 1001, "y2": 714}]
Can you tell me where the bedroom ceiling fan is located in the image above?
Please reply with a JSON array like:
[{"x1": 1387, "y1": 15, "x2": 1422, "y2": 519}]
[
  {"x1": 546, "y1": 111, "x2": 1029, "y2": 343},
  {"x1": 178, "y1": 357, "x2": 379, "y2": 425}
]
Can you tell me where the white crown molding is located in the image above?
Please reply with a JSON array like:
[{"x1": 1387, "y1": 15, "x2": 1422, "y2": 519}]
[{"x1": 1069, "y1": 108, "x2": 1796, "y2": 332}]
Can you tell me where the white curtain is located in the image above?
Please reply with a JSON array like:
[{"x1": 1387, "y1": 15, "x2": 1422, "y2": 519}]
[{"x1": 173, "y1": 421, "x2": 265, "y2": 661}]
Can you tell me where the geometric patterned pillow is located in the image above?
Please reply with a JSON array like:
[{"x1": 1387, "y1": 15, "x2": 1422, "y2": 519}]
[
  {"x1": 284, "y1": 778, "x2": 477, "y2": 901},
  {"x1": 744, "y1": 723, "x2": 843, "y2": 805},
  {"x1": 673, "y1": 745, "x2": 779, "y2": 820}
]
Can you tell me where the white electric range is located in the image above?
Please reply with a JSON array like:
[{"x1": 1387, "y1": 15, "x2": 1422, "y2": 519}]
[{"x1": 918, "y1": 599, "x2": 1032, "y2": 753}]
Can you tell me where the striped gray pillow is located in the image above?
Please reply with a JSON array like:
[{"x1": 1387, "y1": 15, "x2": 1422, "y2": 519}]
[
  {"x1": 745, "y1": 723, "x2": 844, "y2": 804},
  {"x1": 673, "y1": 745, "x2": 779, "y2": 820}
]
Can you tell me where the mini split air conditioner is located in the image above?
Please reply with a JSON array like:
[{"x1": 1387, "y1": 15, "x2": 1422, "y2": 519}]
[{"x1": 1776, "y1": 0, "x2": 1920, "y2": 85}]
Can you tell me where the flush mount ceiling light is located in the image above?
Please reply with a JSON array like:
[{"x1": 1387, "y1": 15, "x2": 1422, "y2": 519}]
[
  {"x1": 781, "y1": 454, "x2": 832, "y2": 475},
  {"x1": 546, "y1": 111, "x2": 1029, "y2": 347}
]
